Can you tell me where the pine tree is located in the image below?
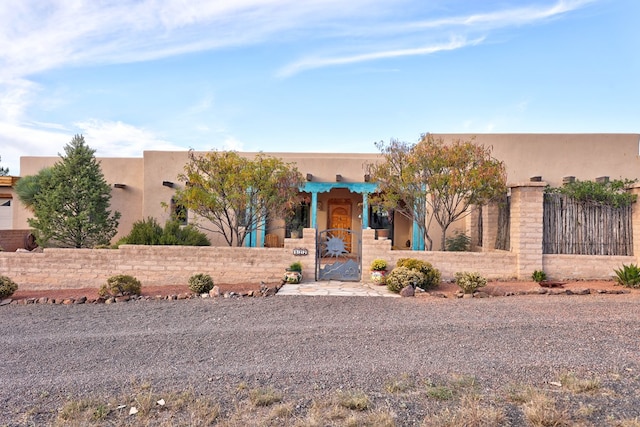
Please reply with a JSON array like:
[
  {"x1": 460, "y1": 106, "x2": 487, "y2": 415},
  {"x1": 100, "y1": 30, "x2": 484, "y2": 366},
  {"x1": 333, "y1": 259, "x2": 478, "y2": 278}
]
[
  {"x1": 27, "y1": 135, "x2": 121, "y2": 248},
  {"x1": 0, "y1": 156, "x2": 8, "y2": 176}
]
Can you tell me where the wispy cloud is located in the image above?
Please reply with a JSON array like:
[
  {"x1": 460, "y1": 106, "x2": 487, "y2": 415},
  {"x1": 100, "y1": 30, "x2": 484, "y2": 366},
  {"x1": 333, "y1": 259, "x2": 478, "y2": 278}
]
[
  {"x1": 277, "y1": 36, "x2": 483, "y2": 78},
  {"x1": 74, "y1": 119, "x2": 186, "y2": 157},
  {"x1": 277, "y1": 0, "x2": 595, "y2": 76}
]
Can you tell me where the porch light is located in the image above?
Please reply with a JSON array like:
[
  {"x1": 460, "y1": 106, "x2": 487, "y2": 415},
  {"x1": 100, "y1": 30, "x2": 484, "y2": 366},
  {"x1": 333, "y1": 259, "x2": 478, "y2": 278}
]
[
  {"x1": 364, "y1": 174, "x2": 371, "y2": 182},
  {"x1": 113, "y1": 183, "x2": 126, "y2": 189},
  {"x1": 162, "y1": 181, "x2": 174, "y2": 188},
  {"x1": 336, "y1": 174, "x2": 342, "y2": 182},
  {"x1": 306, "y1": 173, "x2": 313, "y2": 181}
]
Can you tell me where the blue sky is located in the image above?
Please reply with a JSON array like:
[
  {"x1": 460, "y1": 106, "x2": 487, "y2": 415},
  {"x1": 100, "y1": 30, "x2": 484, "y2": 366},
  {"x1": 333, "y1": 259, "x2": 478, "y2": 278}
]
[{"x1": 0, "y1": 0, "x2": 637, "y2": 175}]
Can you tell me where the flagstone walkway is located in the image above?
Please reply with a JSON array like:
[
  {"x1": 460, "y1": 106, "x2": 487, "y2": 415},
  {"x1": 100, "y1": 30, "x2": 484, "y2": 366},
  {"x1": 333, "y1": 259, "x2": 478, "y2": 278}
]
[{"x1": 277, "y1": 280, "x2": 399, "y2": 297}]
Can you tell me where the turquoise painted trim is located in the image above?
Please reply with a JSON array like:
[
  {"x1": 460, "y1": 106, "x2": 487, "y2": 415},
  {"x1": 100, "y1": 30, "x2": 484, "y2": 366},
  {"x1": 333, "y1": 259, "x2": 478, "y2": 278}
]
[
  {"x1": 311, "y1": 192, "x2": 318, "y2": 228},
  {"x1": 301, "y1": 182, "x2": 378, "y2": 194},
  {"x1": 412, "y1": 218, "x2": 425, "y2": 250},
  {"x1": 362, "y1": 192, "x2": 369, "y2": 229}
]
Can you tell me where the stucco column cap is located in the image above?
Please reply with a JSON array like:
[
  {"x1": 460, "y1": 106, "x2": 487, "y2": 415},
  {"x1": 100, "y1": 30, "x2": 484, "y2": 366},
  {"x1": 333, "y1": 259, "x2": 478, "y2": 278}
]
[{"x1": 508, "y1": 181, "x2": 547, "y2": 189}]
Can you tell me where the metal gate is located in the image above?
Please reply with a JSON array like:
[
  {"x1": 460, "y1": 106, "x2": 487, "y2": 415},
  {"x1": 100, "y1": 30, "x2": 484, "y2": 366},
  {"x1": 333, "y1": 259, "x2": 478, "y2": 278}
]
[{"x1": 316, "y1": 228, "x2": 361, "y2": 281}]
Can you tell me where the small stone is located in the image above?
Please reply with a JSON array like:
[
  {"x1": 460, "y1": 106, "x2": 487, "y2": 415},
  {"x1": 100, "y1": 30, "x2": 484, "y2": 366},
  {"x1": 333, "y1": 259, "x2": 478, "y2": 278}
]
[
  {"x1": 105, "y1": 297, "x2": 116, "y2": 304},
  {"x1": 200, "y1": 293, "x2": 209, "y2": 298},
  {"x1": 247, "y1": 290, "x2": 254, "y2": 297},
  {"x1": 0, "y1": 298, "x2": 12, "y2": 306},
  {"x1": 26, "y1": 298, "x2": 36, "y2": 304},
  {"x1": 572, "y1": 288, "x2": 590, "y2": 295},
  {"x1": 115, "y1": 295, "x2": 130, "y2": 303},
  {"x1": 209, "y1": 286, "x2": 220, "y2": 297},
  {"x1": 37, "y1": 297, "x2": 48, "y2": 304},
  {"x1": 74, "y1": 296, "x2": 87, "y2": 304},
  {"x1": 62, "y1": 298, "x2": 75, "y2": 305},
  {"x1": 129, "y1": 406, "x2": 138, "y2": 415},
  {"x1": 474, "y1": 291, "x2": 489, "y2": 298},
  {"x1": 535, "y1": 287, "x2": 548, "y2": 294},
  {"x1": 177, "y1": 293, "x2": 188, "y2": 300},
  {"x1": 462, "y1": 293, "x2": 473, "y2": 299},
  {"x1": 169, "y1": 294, "x2": 177, "y2": 300},
  {"x1": 399, "y1": 286, "x2": 415, "y2": 297}
]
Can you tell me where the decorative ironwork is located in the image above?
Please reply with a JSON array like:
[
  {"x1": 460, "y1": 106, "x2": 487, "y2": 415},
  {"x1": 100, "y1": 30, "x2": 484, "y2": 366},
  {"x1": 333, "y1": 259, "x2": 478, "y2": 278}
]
[{"x1": 316, "y1": 228, "x2": 361, "y2": 281}]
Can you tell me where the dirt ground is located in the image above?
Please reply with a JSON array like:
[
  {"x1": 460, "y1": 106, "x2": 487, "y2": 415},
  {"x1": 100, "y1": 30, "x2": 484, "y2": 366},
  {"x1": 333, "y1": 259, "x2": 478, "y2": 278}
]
[{"x1": 8, "y1": 279, "x2": 637, "y2": 302}]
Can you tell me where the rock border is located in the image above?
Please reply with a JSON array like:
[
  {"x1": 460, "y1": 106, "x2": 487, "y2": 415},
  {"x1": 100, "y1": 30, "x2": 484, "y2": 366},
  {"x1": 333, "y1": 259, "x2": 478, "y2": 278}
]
[{"x1": 0, "y1": 283, "x2": 284, "y2": 306}]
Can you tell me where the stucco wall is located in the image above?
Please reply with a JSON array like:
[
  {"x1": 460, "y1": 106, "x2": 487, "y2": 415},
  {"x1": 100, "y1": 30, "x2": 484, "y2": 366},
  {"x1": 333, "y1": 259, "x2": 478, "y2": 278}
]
[{"x1": 0, "y1": 231, "x2": 315, "y2": 291}]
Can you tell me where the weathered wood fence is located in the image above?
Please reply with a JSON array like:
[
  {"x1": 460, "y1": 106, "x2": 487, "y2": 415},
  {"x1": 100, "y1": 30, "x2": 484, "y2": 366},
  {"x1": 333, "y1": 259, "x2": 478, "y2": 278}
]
[{"x1": 543, "y1": 193, "x2": 633, "y2": 255}]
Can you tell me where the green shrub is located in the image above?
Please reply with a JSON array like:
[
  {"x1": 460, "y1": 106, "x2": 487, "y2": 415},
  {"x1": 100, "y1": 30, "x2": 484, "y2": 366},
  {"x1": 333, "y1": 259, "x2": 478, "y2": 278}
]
[
  {"x1": 0, "y1": 275, "x2": 18, "y2": 298},
  {"x1": 288, "y1": 261, "x2": 303, "y2": 272},
  {"x1": 370, "y1": 258, "x2": 387, "y2": 271},
  {"x1": 531, "y1": 270, "x2": 547, "y2": 283},
  {"x1": 454, "y1": 272, "x2": 487, "y2": 294},
  {"x1": 118, "y1": 217, "x2": 163, "y2": 245},
  {"x1": 396, "y1": 258, "x2": 441, "y2": 290},
  {"x1": 160, "y1": 220, "x2": 210, "y2": 246},
  {"x1": 189, "y1": 273, "x2": 214, "y2": 294},
  {"x1": 118, "y1": 218, "x2": 210, "y2": 246},
  {"x1": 386, "y1": 266, "x2": 425, "y2": 293},
  {"x1": 614, "y1": 263, "x2": 640, "y2": 288},
  {"x1": 445, "y1": 231, "x2": 471, "y2": 252},
  {"x1": 99, "y1": 274, "x2": 142, "y2": 297}
]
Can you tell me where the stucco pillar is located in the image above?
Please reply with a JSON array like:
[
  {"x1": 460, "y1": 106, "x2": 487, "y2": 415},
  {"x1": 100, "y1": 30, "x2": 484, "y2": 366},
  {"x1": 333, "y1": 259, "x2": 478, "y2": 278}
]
[
  {"x1": 482, "y1": 201, "x2": 500, "y2": 252},
  {"x1": 509, "y1": 182, "x2": 545, "y2": 279}
]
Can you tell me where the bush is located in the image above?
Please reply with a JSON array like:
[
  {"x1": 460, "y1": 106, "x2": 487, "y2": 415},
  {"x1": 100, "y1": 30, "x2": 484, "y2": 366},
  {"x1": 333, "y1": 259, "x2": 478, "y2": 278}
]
[
  {"x1": 386, "y1": 266, "x2": 425, "y2": 293},
  {"x1": 288, "y1": 261, "x2": 303, "y2": 272},
  {"x1": 370, "y1": 258, "x2": 387, "y2": 271},
  {"x1": 396, "y1": 258, "x2": 441, "y2": 290},
  {"x1": 0, "y1": 275, "x2": 18, "y2": 298},
  {"x1": 455, "y1": 272, "x2": 487, "y2": 294},
  {"x1": 189, "y1": 273, "x2": 214, "y2": 294},
  {"x1": 99, "y1": 275, "x2": 142, "y2": 297},
  {"x1": 118, "y1": 218, "x2": 210, "y2": 246},
  {"x1": 445, "y1": 231, "x2": 471, "y2": 252},
  {"x1": 160, "y1": 220, "x2": 211, "y2": 246},
  {"x1": 614, "y1": 263, "x2": 640, "y2": 288},
  {"x1": 531, "y1": 270, "x2": 547, "y2": 283}
]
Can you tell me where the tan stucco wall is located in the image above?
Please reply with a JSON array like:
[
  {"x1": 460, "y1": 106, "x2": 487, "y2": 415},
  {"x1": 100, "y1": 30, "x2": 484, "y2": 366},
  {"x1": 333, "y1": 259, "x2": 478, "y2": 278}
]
[
  {"x1": 12, "y1": 134, "x2": 640, "y2": 247},
  {"x1": 436, "y1": 133, "x2": 640, "y2": 187}
]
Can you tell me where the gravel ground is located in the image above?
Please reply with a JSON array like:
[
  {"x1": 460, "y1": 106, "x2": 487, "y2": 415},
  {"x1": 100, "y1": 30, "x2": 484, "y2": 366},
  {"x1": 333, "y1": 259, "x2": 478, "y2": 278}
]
[{"x1": 2, "y1": 294, "x2": 640, "y2": 425}]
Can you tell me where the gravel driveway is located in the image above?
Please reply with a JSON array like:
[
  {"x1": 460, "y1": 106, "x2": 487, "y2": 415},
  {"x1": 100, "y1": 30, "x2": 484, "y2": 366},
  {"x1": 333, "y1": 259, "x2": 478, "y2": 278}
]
[{"x1": 2, "y1": 294, "x2": 640, "y2": 425}]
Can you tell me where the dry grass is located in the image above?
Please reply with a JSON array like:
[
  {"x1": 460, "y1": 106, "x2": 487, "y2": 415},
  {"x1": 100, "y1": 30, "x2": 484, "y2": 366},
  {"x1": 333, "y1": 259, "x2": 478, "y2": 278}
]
[
  {"x1": 522, "y1": 390, "x2": 571, "y2": 427},
  {"x1": 422, "y1": 393, "x2": 506, "y2": 427},
  {"x1": 384, "y1": 372, "x2": 416, "y2": 393},
  {"x1": 559, "y1": 372, "x2": 601, "y2": 394}
]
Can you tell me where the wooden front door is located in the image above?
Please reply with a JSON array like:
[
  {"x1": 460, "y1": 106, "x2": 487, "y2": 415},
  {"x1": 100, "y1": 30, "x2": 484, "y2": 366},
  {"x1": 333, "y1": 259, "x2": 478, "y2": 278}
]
[{"x1": 328, "y1": 199, "x2": 352, "y2": 253}]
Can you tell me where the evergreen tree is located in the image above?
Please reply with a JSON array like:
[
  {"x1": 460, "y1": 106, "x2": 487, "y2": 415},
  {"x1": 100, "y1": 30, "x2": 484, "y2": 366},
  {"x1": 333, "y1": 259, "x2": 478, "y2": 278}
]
[
  {"x1": 27, "y1": 135, "x2": 121, "y2": 248},
  {"x1": 0, "y1": 156, "x2": 8, "y2": 176}
]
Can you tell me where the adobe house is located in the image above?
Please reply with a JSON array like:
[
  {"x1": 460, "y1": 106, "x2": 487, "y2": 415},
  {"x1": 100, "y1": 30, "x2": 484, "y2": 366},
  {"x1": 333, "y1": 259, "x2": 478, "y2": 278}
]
[{"x1": 9, "y1": 133, "x2": 640, "y2": 254}]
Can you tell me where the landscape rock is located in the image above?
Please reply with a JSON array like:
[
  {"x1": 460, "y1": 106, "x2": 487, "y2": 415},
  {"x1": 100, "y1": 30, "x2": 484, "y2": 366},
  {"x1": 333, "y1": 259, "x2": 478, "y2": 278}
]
[
  {"x1": 209, "y1": 286, "x2": 220, "y2": 297},
  {"x1": 74, "y1": 296, "x2": 87, "y2": 304},
  {"x1": 0, "y1": 298, "x2": 11, "y2": 306},
  {"x1": 400, "y1": 286, "x2": 415, "y2": 297}
]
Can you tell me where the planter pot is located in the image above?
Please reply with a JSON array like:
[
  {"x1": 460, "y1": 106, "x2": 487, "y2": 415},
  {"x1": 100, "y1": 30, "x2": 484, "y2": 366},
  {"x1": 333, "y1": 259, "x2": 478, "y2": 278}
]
[
  {"x1": 376, "y1": 229, "x2": 389, "y2": 240},
  {"x1": 290, "y1": 230, "x2": 301, "y2": 239},
  {"x1": 284, "y1": 270, "x2": 302, "y2": 284},
  {"x1": 370, "y1": 270, "x2": 387, "y2": 285}
]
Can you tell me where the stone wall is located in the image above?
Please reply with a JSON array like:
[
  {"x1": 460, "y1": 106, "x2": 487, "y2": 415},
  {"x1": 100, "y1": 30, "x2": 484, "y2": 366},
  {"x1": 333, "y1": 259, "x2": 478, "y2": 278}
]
[{"x1": 0, "y1": 232, "x2": 316, "y2": 291}]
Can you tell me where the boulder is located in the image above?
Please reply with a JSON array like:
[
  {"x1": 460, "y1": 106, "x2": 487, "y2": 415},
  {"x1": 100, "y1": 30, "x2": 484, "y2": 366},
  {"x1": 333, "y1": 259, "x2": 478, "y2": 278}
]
[{"x1": 400, "y1": 286, "x2": 415, "y2": 297}]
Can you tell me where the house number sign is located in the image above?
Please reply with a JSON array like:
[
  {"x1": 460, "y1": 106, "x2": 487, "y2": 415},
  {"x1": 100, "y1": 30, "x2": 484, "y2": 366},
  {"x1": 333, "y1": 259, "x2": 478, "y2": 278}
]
[{"x1": 293, "y1": 248, "x2": 309, "y2": 256}]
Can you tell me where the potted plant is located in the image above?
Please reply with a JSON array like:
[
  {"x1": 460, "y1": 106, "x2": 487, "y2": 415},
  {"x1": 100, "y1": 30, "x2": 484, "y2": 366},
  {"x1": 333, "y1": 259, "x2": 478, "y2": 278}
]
[
  {"x1": 370, "y1": 258, "x2": 388, "y2": 285},
  {"x1": 284, "y1": 261, "x2": 303, "y2": 284}
]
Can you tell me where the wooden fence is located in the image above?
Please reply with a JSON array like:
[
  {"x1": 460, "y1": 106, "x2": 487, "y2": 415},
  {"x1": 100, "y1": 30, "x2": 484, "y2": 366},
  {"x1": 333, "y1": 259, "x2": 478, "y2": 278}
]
[{"x1": 543, "y1": 194, "x2": 633, "y2": 255}]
